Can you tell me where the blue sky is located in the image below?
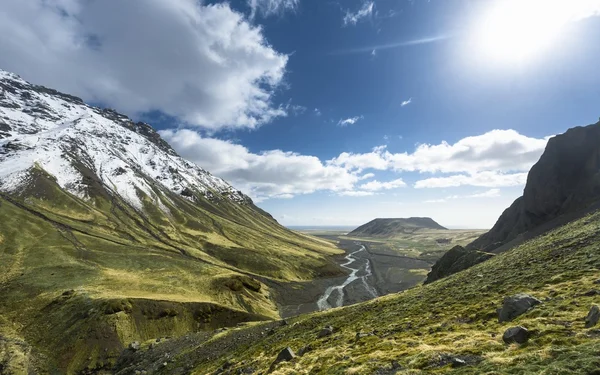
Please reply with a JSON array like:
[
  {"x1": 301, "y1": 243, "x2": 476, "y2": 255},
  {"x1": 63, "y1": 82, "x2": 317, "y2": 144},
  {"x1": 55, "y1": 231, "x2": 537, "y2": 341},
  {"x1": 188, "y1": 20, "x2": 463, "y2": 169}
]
[{"x1": 1, "y1": 0, "x2": 600, "y2": 227}]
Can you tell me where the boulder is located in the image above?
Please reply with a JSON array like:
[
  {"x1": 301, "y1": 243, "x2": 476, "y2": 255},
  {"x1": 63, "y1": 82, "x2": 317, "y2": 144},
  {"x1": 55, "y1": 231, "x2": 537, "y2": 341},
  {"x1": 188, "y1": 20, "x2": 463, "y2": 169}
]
[
  {"x1": 274, "y1": 347, "x2": 295, "y2": 363},
  {"x1": 318, "y1": 326, "x2": 334, "y2": 338},
  {"x1": 498, "y1": 294, "x2": 542, "y2": 322},
  {"x1": 502, "y1": 326, "x2": 530, "y2": 344},
  {"x1": 424, "y1": 246, "x2": 492, "y2": 284},
  {"x1": 585, "y1": 305, "x2": 600, "y2": 328},
  {"x1": 129, "y1": 341, "x2": 140, "y2": 351}
]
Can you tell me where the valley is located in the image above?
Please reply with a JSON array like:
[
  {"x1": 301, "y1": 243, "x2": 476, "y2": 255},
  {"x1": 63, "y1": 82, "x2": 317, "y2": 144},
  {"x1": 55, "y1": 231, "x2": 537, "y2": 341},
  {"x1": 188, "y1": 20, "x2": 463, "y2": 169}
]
[{"x1": 271, "y1": 228, "x2": 486, "y2": 318}]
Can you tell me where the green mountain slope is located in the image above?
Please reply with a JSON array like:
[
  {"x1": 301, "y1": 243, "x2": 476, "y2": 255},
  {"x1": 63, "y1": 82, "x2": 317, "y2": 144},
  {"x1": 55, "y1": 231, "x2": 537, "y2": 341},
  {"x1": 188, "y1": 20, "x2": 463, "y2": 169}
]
[
  {"x1": 136, "y1": 209, "x2": 600, "y2": 375},
  {"x1": 0, "y1": 70, "x2": 343, "y2": 373}
]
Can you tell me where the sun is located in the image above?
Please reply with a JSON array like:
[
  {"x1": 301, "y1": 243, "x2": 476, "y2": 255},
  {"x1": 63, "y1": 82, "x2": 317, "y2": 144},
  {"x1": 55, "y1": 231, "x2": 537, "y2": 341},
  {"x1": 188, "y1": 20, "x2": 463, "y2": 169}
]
[{"x1": 473, "y1": 0, "x2": 600, "y2": 64}]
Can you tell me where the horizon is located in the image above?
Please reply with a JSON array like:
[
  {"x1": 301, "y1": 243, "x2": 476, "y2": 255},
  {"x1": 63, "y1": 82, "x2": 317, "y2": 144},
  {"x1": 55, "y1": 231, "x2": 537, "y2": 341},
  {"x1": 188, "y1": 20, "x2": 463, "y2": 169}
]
[{"x1": 1, "y1": 0, "x2": 599, "y2": 227}]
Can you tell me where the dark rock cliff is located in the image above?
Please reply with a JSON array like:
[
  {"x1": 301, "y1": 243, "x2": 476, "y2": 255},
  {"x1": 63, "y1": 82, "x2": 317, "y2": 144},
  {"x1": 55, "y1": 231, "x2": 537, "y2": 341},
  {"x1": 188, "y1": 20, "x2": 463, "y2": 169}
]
[{"x1": 425, "y1": 121, "x2": 600, "y2": 284}]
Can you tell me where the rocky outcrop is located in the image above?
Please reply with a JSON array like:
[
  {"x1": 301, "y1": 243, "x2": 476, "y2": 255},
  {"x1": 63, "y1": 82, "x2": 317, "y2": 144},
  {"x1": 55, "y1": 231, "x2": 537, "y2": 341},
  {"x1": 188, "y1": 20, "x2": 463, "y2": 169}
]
[
  {"x1": 585, "y1": 305, "x2": 600, "y2": 328},
  {"x1": 497, "y1": 294, "x2": 542, "y2": 322},
  {"x1": 502, "y1": 326, "x2": 530, "y2": 344},
  {"x1": 426, "y1": 122, "x2": 600, "y2": 283},
  {"x1": 349, "y1": 217, "x2": 447, "y2": 237},
  {"x1": 470, "y1": 122, "x2": 600, "y2": 253},
  {"x1": 424, "y1": 246, "x2": 492, "y2": 284}
]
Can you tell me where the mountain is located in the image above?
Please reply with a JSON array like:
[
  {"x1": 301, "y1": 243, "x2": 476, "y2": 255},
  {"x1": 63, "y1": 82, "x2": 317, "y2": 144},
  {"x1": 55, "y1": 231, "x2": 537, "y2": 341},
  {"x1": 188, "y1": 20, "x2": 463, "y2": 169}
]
[
  {"x1": 0, "y1": 69, "x2": 342, "y2": 373},
  {"x1": 425, "y1": 121, "x2": 600, "y2": 284},
  {"x1": 348, "y1": 217, "x2": 447, "y2": 237}
]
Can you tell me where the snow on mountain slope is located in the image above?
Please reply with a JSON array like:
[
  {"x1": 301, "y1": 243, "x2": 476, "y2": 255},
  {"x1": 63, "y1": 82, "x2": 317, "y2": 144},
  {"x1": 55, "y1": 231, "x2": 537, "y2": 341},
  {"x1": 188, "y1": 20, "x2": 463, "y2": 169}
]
[{"x1": 0, "y1": 69, "x2": 247, "y2": 209}]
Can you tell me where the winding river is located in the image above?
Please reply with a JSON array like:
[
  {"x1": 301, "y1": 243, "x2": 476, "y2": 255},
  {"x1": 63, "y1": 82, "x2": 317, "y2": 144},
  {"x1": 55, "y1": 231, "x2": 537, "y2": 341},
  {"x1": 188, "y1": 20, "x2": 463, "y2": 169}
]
[{"x1": 316, "y1": 244, "x2": 378, "y2": 311}]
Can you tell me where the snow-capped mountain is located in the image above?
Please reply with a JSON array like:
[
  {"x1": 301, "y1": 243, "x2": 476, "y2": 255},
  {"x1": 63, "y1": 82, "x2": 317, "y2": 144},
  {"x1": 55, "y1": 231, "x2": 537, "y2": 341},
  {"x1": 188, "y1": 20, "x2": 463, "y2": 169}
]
[{"x1": 0, "y1": 69, "x2": 247, "y2": 210}]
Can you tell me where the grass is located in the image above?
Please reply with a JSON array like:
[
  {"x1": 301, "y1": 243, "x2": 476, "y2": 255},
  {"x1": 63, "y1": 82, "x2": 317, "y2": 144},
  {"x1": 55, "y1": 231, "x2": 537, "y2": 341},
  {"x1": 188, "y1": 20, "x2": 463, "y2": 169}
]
[{"x1": 187, "y1": 210, "x2": 600, "y2": 374}]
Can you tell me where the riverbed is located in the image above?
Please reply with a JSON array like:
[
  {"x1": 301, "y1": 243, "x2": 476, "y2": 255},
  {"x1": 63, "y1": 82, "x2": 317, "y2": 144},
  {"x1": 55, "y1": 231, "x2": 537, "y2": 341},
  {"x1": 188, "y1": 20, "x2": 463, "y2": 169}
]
[{"x1": 270, "y1": 239, "x2": 432, "y2": 318}]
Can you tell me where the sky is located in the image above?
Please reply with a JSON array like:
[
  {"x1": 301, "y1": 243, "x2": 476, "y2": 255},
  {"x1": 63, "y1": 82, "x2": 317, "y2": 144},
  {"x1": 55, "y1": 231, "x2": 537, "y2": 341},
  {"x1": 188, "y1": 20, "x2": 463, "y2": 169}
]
[{"x1": 1, "y1": 0, "x2": 600, "y2": 228}]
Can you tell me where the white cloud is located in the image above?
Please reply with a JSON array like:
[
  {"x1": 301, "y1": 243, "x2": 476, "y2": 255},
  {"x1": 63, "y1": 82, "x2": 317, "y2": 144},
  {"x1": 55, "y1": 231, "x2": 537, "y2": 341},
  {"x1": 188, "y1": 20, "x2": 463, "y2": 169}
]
[
  {"x1": 338, "y1": 116, "x2": 364, "y2": 126},
  {"x1": 314, "y1": 108, "x2": 322, "y2": 116},
  {"x1": 359, "y1": 173, "x2": 375, "y2": 180},
  {"x1": 359, "y1": 178, "x2": 407, "y2": 191},
  {"x1": 469, "y1": 188, "x2": 501, "y2": 198},
  {"x1": 329, "y1": 130, "x2": 549, "y2": 180},
  {"x1": 401, "y1": 98, "x2": 412, "y2": 107},
  {"x1": 0, "y1": 0, "x2": 288, "y2": 131},
  {"x1": 248, "y1": 0, "x2": 299, "y2": 19},
  {"x1": 415, "y1": 172, "x2": 527, "y2": 188},
  {"x1": 338, "y1": 191, "x2": 375, "y2": 197},
  {"x1": 423, "y1": 188, "x2": 501, "y2": 203},
  {"x1": 160, "y1": 129, "x2": 360, "y2": 202},
  {"x1": 343, "y1": 1, "x2": 374, "y2": 26}
]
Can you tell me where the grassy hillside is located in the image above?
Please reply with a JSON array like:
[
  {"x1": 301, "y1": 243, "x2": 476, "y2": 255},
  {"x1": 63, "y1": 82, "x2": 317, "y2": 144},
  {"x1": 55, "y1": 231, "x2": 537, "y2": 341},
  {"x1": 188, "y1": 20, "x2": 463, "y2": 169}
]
[
  {"x1": 138, "y1": 209, "x2": 600, "y2": 374},
  {"x1": 0, "y1": 169, "x2": 342, "y2": 373}
]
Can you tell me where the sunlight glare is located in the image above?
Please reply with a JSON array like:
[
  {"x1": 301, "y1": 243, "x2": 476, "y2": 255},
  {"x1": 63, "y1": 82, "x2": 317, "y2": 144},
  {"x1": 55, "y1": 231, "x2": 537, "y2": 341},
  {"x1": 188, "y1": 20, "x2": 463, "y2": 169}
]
[{"x1": 475, "y1": 0, "x2": 600, "y2": 64}]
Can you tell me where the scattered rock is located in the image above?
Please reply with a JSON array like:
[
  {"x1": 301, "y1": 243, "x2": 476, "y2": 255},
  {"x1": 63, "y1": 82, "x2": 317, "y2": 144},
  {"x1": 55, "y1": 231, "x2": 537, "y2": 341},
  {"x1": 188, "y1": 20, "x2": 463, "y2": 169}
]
[
  {"x1": 451, "y1": 358, "x2": 467, "y2": 368},
  {"x1": 318, "y1": 326, "x2": 334, "y2": 338},
  {"x1": 582, "y1": 290, "x2": 600, "y2": 297},
  {"x1": 297, "y1": 344, "x2": 312, "y2": 356},
  {"x1": 129, "y1": 341, "x2": 140, "y2": 351},
  {"x1": 274, "y1": 347, "x2": 295, "y2": 363},
  {"x1": 355, "y1": 332, "x2": 374, "y2": 340},
  {"x1": 498, "y1": 294, "x2": 542, "y2": 322},
  {"x1": 585, "y1": 305, "x2": 600, "y2": 328},
  {"x1": 279, "y1": 319, "x2": 288, "y2": 326},
  {"x1": 502, "y1": 326, "x2": 530, "y2": 344}
]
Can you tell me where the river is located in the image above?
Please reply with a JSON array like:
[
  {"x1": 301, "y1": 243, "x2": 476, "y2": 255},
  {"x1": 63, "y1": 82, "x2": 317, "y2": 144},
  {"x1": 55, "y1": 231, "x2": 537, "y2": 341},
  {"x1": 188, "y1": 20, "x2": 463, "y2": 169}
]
[{"x1": 316, "y1": 243, "x2": 378, "y2": 311}]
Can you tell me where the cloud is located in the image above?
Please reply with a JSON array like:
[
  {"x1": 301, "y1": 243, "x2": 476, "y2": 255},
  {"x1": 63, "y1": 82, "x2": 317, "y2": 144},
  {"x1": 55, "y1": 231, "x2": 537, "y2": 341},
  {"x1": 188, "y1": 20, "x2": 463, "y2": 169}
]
[
  {"x1": 469, "y1": 188, "x2": 501, "y2": 198},
  {"x1": 314, "y1": 108, "x2": 321, "y2": 116},
  {"x1": 359, "y1": 178, "x2": 407, "y2": 191},
  {"x1": 343, "y1": 1, "x2": 374, "y2": 26},
  {"x1": 338, "y1": 191, "x2": 375, "y2": 197},
  {"x1": 329, "y1": 129, "x2": 549, "y2": 178},
  {"x1": 415, "y1": 172, "x2": 527, "y2": 188},
  {"x1": 0, "y1": 0, "x2": 288, "y2": 131},
  {"x1": 248, "y1": 0, "x2": 299, "y2": 19},
  {"x1": 160, "y1": 129, "x2": 360, "y2": 202},
  {"x1": 423, "y1": 188, "x2": 501, "y2": 203},
  {"x1": 331, "y1": 35, "x2": 450, "y2": 55},
  {"x1": 338, "y1": 116, "x2": 364, "y2": 126},
  {"x1": 359, "y1": 173, "x2": 375, "y2": 180},
  {"x1": 401, "y1": 98, "x2": 412, "y2": 107}
]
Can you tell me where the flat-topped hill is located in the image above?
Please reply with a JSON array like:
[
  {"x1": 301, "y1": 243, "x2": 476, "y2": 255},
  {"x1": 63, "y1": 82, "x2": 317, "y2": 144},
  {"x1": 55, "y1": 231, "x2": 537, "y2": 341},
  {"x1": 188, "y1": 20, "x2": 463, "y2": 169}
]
[{"x1": 348, "y1": 217, "x2": 447, "y2": 237}]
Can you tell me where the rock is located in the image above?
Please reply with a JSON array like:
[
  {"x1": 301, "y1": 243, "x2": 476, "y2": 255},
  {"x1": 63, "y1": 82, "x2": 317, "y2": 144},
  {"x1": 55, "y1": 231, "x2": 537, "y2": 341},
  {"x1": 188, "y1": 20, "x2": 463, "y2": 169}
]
[
  {"x1": 274, "y1": 347, "x2": 295, "y2": 363},
  {"x1": 451, "y1": 358, "x2": 467, "y2": 368},
  {"x1": 583, "y1": 290, "x2": 600, "y2": 297},
  {"x1": 355, "y1": 332, "x2": 373, "y2": 339},
  {"x1": 318, "y1": 326, "x2": 334, "y2": 338},
  {"x1": 129, "y1": 341, "x2": 140, "y2": 351},
  {"x1": 427, "y1": 123, "x2": 600, "y2": 280},
  {"x1": 297, "y1": 344, "x2": 313, "y2": 356},
  {"x1": 585, "y1": 305, "x2": 600, "y2": 328},
  {"x1": 498, "y1": 294, "x2": 542, "y2": 322},
  {"x1": 502, "y1": 326, "x2": 530, "y2": 344},
  {"x1": 424, "y1": 246, "x2": 493, "y2": 284},
  {"x1": 593, "y1": 279, "x2": 600, "y2": 285},
  {"x1": 279, "y1": 319, "x2": 288, "y2": 326}
]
